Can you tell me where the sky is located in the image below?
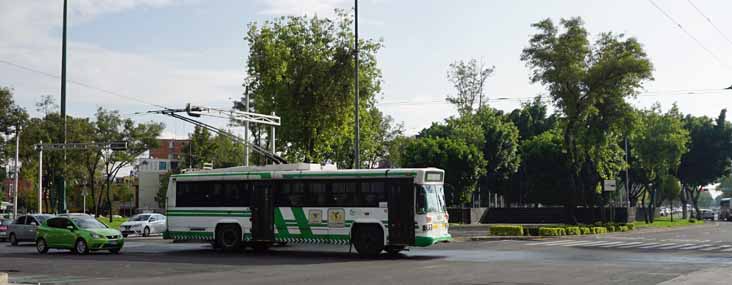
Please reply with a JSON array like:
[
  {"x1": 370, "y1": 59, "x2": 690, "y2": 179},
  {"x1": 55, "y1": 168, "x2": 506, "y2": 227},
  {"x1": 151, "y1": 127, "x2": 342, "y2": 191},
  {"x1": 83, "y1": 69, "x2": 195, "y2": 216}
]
[{"x1": 2, "y1": 0, "x2": 732, "y2": 138}]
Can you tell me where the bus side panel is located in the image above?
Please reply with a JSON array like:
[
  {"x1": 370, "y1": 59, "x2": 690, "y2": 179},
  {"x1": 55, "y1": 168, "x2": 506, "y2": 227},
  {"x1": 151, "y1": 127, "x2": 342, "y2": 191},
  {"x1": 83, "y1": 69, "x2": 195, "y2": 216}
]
[{"x1": 165, "y1": 208, "x2": 252, "y2": 241}]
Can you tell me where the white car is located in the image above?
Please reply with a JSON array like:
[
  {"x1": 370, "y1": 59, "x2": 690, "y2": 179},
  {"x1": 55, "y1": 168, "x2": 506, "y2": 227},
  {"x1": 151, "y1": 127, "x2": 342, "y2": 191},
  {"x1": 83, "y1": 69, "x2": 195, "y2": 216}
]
[{"x1": 119, "y1": 214, "x2": 166, "y2": 237}]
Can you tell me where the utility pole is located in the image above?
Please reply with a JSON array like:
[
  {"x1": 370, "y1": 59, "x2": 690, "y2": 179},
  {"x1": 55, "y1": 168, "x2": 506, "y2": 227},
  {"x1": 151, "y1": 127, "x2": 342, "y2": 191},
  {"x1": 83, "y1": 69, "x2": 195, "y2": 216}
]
[
  {"x1": 244, "y1": 86, "x2": 250, "y2": 167},
  {"x1": 625, "y1": 137, "x2": 630, "y2": 208},
  {"x1": 38, "y1": 141, "x2": 42, "y2": 214},
  {"x1": 13, "y1": 125, "x2": 20, "y2": 218},
  {"x1": 353, "y1": 0, "x2": 360, "y2": 169},
  {"x1": 58, "y1": 0, "x2": 68, "y2": 214}
]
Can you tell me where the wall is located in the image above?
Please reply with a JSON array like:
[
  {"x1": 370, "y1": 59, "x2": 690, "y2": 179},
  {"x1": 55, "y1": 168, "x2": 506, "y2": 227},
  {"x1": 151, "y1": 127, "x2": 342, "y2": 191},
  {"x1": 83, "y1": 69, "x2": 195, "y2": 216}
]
[{"x1": 137, "y1": 172, "x2": 162, "y2": 211}]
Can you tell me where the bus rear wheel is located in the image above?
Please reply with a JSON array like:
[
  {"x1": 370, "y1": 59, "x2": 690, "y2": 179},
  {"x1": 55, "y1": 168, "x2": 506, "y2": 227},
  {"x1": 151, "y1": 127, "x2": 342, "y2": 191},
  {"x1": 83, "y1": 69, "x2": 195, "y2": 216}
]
[
  {"x1": 352, "y1": 224, "x2": 384, "y2": 257},
  {"x1": 216, "y1": 224, "x2": 242, "y2": 252}
]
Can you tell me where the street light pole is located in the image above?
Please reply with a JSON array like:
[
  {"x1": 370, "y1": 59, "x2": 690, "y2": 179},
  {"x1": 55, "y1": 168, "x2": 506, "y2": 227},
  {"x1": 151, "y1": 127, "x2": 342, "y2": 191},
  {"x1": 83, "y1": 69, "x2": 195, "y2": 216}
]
[
  {"x1": 38, "y1": 141, "x2": 42, "y2": 214},
  {"x1": 353, "y1": 0, "x2": 360, "y2": 169},
  {"x1": 13, "y1": 125, "x2": 20, "y2": 218},
  {"x1": 58, "y1": 0, "x2": 68, "y2": 214}
]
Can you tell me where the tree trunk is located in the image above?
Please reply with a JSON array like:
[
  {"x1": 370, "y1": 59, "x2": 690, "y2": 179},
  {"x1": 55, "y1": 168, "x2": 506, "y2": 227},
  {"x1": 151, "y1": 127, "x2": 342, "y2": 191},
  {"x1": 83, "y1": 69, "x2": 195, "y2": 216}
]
[
  {"x1": 106, "y1": 176, "x2": 113, "y2": 223},
  {"x1": 680, "y1": 186, "x2": 688, "y2": 219},
  {"x1": 647, "y1": 188, "x2": 656, "y2": 223},
  {"x1": 641, "y1": 189, "x2": 648, "y2": 223},
  {"x1": 691, "y1": 186, "x2": 702, "y2": 220}
]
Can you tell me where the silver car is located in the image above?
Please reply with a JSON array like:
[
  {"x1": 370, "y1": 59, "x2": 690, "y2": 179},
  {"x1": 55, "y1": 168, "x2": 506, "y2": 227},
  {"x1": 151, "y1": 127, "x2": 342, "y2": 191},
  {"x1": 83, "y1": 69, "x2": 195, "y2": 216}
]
[
  {"x1": 8, "y1": 214, "x2": 54, "y2": 245},
  {"x1": 119, "y1": 214, "x2": 166, "y2": 237}
]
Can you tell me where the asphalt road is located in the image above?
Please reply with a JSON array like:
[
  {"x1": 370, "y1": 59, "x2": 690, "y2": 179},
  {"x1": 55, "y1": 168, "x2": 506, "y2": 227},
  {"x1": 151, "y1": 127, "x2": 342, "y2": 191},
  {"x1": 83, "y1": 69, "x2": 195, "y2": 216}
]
[{"x1": 2, "y1": 223, "x2": 732, "y2": 285}]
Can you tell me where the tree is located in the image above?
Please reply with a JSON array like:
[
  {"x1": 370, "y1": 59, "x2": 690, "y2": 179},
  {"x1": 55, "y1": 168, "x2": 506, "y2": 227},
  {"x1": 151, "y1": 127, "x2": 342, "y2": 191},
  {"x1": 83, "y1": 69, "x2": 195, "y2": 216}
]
[
  {"x1": 0, "y1": 87, "x2": 28, "y2": 166},
  {"x1": 242, "y1": 10, "x2": 383, "y2": 166},
  {"x1": 678, "y1": 110, "x2": 732, "y2": 219},
  {"x1": 96, "y1": 108, "x2": 163, "y2": 222},
  {"x1": 507, "y1": 97, "x2": 557, "y2": 141},
  {"x1": 156, "y1": 172, "x2": 173, "y2": 209},
  {"x1": 475, "y1": 108, "x2": 520, "y2": 206},
  {"x1": 521, "y1": 17, "x2": 653, "y2": 222},
  {"x1": 180, "y1": 126, "x2": 215, "y2": 169},
  {"x1": 445, "y1": 59, "x2": 495, "y2": 115},
  {"x1": 520, "y1": 129, "x2": 573, "y2": 206},
  {"x1": 632, "y1": 105, "x2": 689, "y2": 222}
]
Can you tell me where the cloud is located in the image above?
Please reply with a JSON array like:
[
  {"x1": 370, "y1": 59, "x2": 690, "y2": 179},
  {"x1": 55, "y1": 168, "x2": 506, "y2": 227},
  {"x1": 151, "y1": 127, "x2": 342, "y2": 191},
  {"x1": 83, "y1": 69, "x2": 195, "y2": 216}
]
[
  {"x1": 0, "y1": 0, "x2": 241, "y2": 120},
  {"x1": 257, "y1": 0, "x2": 351, "y2": 17}
]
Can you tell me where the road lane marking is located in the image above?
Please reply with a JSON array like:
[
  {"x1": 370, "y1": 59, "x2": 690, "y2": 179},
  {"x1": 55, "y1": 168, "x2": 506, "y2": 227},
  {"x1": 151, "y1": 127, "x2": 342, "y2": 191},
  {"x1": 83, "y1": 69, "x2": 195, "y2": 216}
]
[
  {"x1": 557, "y1": 241, "x2": 609, "y2": 247},
  {"x1": 563, "y1": 241, "x2": 617, "y2": 247},
  {"x1": 678, "y1": 244, "x2": 713, "y2": 250},
  {"x1": 700, "y1": 245, "x2": 732, "y2": 251},
  {"x1": 595, "y1": 241, "x2": 626, "y2": 247},
  {"x1": 526, "y1": 240, "x2": 578, "y2": 246},
  {"x1": 640, "y1": 243, "x2": 671, "y2": 249},
  {"x1": 658, "y1": 243, "x2": 695, "y2": 250},
  {"x1": 721, "y1": 247, "x2": 732, "y2": 252},
  {"x1": 614, "y1": 242, "x2": 645, "y2": 248}
]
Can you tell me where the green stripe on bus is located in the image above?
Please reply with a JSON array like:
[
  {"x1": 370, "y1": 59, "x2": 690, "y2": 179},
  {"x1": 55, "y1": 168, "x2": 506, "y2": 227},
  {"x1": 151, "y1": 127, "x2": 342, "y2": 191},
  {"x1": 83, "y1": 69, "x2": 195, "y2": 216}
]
[
  {"x1": 291, "y1": 208, "x2": 313, "y2": 237},
  {"x1": 282, "y1": 171, "x2": 416, "y2": 178},
  {"x1": 173, "y1": 172, "x2": 273, "y2": 178}
]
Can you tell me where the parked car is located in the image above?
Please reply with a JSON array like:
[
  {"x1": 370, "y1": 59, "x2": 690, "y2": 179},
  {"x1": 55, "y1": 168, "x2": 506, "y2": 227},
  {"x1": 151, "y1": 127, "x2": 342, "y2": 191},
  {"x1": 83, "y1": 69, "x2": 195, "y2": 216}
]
[
  {"x1": 36, "y1": 216, "x2": 124, "y2": 254},
  {"x1": 700, "y1": 209, "x2": 716, "y2": 220},
  {"x1": 0, "y1": 218, "x2": 12, "y2": 241},
  {"x1": 119, "y1": 213, "x2": 166, "y2": 237},
  {"x1": 57, "y1": 213, "x2": 93, "y2": 218},
  {"x1": 8, "y1": 214, "x2": 54, "y2": 245}
]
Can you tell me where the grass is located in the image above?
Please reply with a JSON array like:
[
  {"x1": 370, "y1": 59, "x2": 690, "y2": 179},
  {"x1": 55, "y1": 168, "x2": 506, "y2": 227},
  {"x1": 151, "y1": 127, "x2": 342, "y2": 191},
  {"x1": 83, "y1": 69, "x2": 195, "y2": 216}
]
[
  {"x1": 632, "y1": 216, "x2": 698, "y2": 229},
  {"x1": 97, "y1": 217, "x2": 128, "y2": 230}
]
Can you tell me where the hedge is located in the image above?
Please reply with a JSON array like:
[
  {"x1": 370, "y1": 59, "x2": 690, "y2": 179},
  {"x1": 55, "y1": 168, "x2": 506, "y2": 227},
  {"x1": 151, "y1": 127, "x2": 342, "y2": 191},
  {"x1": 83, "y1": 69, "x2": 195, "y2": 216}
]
[
  {"x1": 591, "y1": 227, "x2": 608, "y2": 234},
  {"x1": 617, "y1": 225, "x2": 629, "y2": 232},
  {"x1": 490, "y1": 225, "x2": 524, "y2": 236},
  {"x1": 565, "y1": 226, "x2": 581, "y2": 235},
  {"x1": 580, "y1": 227, "x2": 592, "y2": 235},
  {"x1": 624, "y1": 223, "x2": 635, "y2": 230},
  {"x1": 539, "y1": 227, "x2": 566, "y2": 236},
  {"x1": 689, "y1": 219, "x2": 697, "y2": 223}
]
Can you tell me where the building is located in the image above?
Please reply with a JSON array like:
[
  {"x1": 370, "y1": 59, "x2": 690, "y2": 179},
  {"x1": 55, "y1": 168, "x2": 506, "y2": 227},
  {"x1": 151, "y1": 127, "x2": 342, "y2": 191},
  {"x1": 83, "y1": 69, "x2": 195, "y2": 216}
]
[{"x1": 131, "y1": 139, "x2": 189, "y2": 213}]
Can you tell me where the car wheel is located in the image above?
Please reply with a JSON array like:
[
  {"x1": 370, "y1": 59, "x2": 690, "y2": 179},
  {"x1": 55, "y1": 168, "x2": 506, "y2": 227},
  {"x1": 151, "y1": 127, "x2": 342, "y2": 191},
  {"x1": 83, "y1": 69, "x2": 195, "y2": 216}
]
[
  {"x1": 36, "y1": 238, "x2": 49, "y2": 254},
  {"x1": 109, "y1": 248, "x2": 121, "y2": 254},
  {"x1": 143, "y1": 227, "x2": 150, "y2": 237},
  {"x1": 74, "y1": 239, "x2": 89, "y2": 255},
  {"x1": 9, "y1": 233, "x2": 18, "y2": 246}
]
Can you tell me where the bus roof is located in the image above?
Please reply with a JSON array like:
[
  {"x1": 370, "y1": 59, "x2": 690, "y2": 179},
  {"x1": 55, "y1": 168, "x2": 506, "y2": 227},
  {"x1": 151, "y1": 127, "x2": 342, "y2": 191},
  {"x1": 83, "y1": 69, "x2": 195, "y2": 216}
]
[{"x1": 172, "y1": 163, "x2": 444, "y2": 182}]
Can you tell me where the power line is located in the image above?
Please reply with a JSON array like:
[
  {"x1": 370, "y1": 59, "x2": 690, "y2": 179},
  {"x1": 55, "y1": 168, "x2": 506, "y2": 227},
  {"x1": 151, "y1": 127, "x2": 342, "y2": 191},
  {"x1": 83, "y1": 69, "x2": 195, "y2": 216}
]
[
  {"x1": 0, "y1": 59, "x2": 168, "y2": 109},
  {"x1": 647, "y1": 0, "x2": 732, "y2": 70},
  {"x1": 687, "y1": 0, "x2": 732, "y2": 49}
]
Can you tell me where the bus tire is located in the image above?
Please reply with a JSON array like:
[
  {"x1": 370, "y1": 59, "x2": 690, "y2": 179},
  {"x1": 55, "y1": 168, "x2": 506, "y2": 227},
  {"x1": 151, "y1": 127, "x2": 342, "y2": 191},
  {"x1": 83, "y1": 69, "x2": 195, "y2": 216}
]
[
  {"x1": 352, "y1": 224, "x2": 384, "y2": 258},
  {"x1": 216, "y1": 224, "x2": 242, "y2": 252}
]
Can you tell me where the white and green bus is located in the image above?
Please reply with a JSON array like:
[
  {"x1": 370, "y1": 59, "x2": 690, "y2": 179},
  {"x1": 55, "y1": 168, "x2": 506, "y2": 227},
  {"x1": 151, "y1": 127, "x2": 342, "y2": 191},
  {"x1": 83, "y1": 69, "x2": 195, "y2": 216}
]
[{"x1": 163, "y1": 163, "x2": 451, "y2": 256}]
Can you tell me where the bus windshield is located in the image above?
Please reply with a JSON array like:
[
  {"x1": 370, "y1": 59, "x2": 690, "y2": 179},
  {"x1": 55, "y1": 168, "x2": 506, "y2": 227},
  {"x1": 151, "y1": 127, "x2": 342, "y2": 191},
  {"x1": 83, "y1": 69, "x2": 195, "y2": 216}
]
[{"x1": 417, "y1": 185, "x2": 446, "y2": 214}]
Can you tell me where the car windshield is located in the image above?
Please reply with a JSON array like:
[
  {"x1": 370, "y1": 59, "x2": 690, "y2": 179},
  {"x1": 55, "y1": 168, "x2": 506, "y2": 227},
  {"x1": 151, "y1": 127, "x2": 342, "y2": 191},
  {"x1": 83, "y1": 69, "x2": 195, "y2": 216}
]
[
  {"x1": 417, "y1": 184, "x2": 446, "y2": 214},
  {"x1": 130, "y1": 214, "x2": 151, "y2": 222},
  {"x1": 71, "y1": 218, "x2": 108, "y2": 229}
]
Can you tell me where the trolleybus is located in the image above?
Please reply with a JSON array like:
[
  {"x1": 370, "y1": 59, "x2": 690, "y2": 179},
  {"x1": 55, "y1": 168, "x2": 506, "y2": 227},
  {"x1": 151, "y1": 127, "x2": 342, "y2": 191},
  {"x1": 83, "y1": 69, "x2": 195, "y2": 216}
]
[{"x1": 163, "y1": 163, "x2": 450, "y2": 256}]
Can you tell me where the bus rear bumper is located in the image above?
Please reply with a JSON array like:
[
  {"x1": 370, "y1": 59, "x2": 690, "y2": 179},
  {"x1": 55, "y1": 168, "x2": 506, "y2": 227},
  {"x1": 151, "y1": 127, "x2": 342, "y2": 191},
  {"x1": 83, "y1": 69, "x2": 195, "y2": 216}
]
[{"x1": 414, "y1": 234, "x2": 452, "y2": 247}]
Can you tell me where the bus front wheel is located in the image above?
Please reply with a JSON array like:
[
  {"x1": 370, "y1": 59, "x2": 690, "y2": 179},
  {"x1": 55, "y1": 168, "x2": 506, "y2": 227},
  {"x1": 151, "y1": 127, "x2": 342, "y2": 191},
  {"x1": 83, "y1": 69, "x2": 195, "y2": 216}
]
[
  {"x1": 216, "y1": 224, "x2": 242, "y2": 252},
  {"x1": 352, "y1": 224, "x2": 384, "y2": 257}
]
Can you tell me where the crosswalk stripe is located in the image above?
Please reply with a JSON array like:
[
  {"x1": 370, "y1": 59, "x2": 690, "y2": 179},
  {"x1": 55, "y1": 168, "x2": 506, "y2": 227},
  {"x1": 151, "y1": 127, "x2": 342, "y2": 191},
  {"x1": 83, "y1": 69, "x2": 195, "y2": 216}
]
[
  {"x1": 679, "y1": 244, "x2": 713, "y2": 250},
  {"x1": 639, "y1": 243, "x2": 670, "y2": 249},
  {"x1": 597, "y1": 241, "x2": 627, "y2": 248},
  {"x1": 721, "y1": 247, "x2": 732, "y2": 252},
  {"x1": 614, "y1": 242, "x2": 645, "y2": 248},
  {"x1": 658, "y1": 243, "x2": 695, "y2": 250},
  {"x1": 557, "y1": 240, "x2": 606, "y2": 247},
  {"x1": 700, "y1": 245, "x2": 732, "y2": 251},
  {"x1": 526, "y1": 240, "x2": 577, "y2": 246},
  {"x1": 563, "y1": 241, "x2": 615, "y2": 247}
]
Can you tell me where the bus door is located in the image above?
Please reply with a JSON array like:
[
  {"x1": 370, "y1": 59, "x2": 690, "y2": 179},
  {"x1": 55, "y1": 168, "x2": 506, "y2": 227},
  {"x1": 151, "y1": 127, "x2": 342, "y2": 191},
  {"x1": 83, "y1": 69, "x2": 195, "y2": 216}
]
[
  {"x1": 251, "y1": 182, "x2": 274, "y2": 241},
  {"x1": 386, "y1": 179, "x2": 415, "y2": 246}
]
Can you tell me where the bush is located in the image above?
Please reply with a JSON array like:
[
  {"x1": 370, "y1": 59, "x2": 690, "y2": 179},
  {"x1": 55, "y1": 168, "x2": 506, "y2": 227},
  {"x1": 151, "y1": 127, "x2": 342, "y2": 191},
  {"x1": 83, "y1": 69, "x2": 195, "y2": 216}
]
[
  {"x1": 565, "y1": 226, "x2": 581, "y2": 235},
  {"x1": 689, "y1": 219, "x2": 697, "y2": 223},
  {"x1": 606, "y1": 225, "x2": 617, "y2": 232},
  {"x1": 539, "y1": 227, "x2": 566, "y2": 236},
  {"x1": 580, "y1": 227, "x2": 592, "y2": 235},
  {"x1": 624, "y1": 223, "x2": 635, "y2": 230},
  {"x1": 591, "y1": 227, "x2": 608, "y2": 234},
  {"x1": 617, "y1": 225, "x2": 629, "y2": 232},
  {"x1": 526, "y1": 227, "x2": 540, "y2": 236},
  {"x1": 490, "y1": 225, "x2": 524, "y2": 236}
]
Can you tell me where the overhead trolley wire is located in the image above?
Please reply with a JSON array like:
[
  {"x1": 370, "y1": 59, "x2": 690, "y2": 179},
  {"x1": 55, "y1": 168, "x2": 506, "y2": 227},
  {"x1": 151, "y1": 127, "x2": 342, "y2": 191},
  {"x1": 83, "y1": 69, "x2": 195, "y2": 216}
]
[
  {"x1": 687, "y1": 0, "x2": 732, "y2": 48},
  {"x1": 647, "y1": 0, "x2": 732, "y2": 70}
]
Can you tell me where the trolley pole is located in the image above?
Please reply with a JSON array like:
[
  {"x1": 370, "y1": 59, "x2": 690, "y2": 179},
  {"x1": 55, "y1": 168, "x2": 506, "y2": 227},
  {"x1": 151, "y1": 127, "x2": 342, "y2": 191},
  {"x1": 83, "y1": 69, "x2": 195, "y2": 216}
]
[
  {"x1": 353, "y1": 0, "x2": 360, "y2": 169},
  {"x1": 244, "y1": 87, "x2": 249, "y2": 167}
]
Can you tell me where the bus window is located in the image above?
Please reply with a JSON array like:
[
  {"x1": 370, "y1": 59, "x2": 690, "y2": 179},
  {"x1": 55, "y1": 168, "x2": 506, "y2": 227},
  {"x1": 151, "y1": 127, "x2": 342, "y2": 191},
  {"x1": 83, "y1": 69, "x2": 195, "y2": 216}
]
[
  {"x1": 417, "y1": 185, "x2": 446, "y2": 214},
  {"x1": 331, "y1": 182, "x2": 356, "y2": 207},
  {"x1": 360, "y1": 182, "x2": 385, "y2": 207},
  {"x1": 308, "y1": 182, "x2": 328, "y2": 206}
]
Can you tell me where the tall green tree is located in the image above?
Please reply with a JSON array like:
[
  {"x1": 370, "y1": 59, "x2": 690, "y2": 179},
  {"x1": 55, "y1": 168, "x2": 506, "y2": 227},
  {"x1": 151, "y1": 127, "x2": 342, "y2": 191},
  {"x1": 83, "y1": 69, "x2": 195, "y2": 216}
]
[
  {"x1": 521, "y1": 17, "x2": 653, "y2": 222},
  {"x1": 242, "y1": 10, "x2": 383, "y2": 166},
  {"x1": 507, "y1": 97, "x2": 557, "y2": 141},
  {"x1": 96, "y1": 108, "x2": 163, "y2": 222},
  {"x1": 401, "y1": 137, "x2": 486, "y2": 205},
  {"x1": 678, "y1": 109, "x2": 732, "y2": 219},
  {"x1": 1, "y1": 87, "x2": 29, "y2": 167},
  {"x1": 445, "y1": 59, "x2": 495, "y2": 115},
  {"x1": 475, "y1": 108, "x2": 521, "y2": 206},
  {"x1": 632, "y1": 105, "x2": 689, "y2": 222},
  {"x1": 520, "y1": 129, "x2": 573, "y2": 206}
]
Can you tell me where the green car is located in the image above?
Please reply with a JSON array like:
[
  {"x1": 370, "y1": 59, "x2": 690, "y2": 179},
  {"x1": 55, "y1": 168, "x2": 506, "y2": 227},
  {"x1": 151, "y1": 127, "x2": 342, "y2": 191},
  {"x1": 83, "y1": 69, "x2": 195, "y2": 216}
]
[{"x1": 36, "y1": 216, "x2": 124, "y2": 254}]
